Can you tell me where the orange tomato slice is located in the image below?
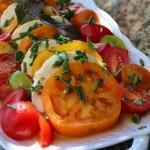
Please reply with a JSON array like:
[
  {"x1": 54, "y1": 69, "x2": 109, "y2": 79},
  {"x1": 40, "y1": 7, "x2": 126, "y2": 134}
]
[{"x1": 42, "y1": 61, "x2": 122, "y2": 137}]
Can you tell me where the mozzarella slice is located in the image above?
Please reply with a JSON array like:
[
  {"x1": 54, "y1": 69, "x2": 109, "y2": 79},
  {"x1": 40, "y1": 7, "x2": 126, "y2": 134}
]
[
  {"x1": 12, "y1": 20, "x2": 42, "y2": 43},
  {"x1": 0, "y1": 3, "x2": 17, "y2": 31},
  {"x1": 32, "y1": 51, "x2": 101, "y2": 112},
  {"x1": 21, "y1": 39, "x2": 57, "y2": 76}
]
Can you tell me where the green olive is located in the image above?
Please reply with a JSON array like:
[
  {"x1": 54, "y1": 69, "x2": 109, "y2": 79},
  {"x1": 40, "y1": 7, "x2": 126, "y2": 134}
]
[
  {"x1": 9, "y1": 71, "x2": 32, "y2": 89},
  {"x1": 100, "y1": 35, "x2": 126, "y2": 48}
]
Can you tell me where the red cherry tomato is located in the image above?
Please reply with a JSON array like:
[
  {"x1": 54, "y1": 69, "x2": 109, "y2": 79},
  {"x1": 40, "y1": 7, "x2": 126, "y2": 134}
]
[
  {"x1": 100, "y1": 47, "x2": 130, "y2": 74},
  {"x1": 3, "y1": 88, "x2": 28, "y2": 106},
  {"x1": 38, "y1": 114, "x2": 53, "y2": 147},
  {"x1": 1, "y1": 102, "x2": 39, "y2": 140},
  {"x1": 0, "y1": 33, "x2": 11, "y2": 42},
  {"x1": 121, "y1": 87, "x2": 150, "y2": 114},
  {"x1": 0, "y1": 53, "x2": 20, "y2": 86},
  {"x1": 80, "y1": 24, "x2": 113, "y2": 43}
]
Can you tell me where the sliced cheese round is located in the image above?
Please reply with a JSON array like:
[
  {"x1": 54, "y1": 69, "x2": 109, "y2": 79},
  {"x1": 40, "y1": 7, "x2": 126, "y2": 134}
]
[
  {"x1": 21, "y1": 39, "x2": 57, "y2": 76},
  {"x1": 0, "y1": 2, "x2": 18, "y2": 33}
]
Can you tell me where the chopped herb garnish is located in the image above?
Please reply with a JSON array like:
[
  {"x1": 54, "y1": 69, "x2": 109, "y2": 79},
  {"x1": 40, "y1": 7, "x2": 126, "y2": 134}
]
[
  {"x1": 62, "y1": 9, "x2": 74, "y2": 20},
  {"x1": 15, "y1": 51, "x2": 24, "y2": 62},
  {"x1": 101, "y1": 67, "x2": 110, "y2": 76},
  {"x1": 7, "y1": 104, "x2": 16, "y2": 110},
  {"x1": 3, "y1": 17, "x2": 14, "y2": 27},
  {"x1": 87, "y1": 38, "x2": 97, "y2": 50},
  {"x1": 128, "y1": 73, "x2": 141, "y2": 86},
  {"x1": 62, "y1": 59, "x2": 70, "y2": 74},
  {"x1": 55, "y1": 34, "x2": 71, "y2": 44},
  {"x1": 53, "y1": 57, "x2": 64, "y2": 67},
  {"x1": 132, "y1": 114, "x2": 141, "y2": 124},
  {"x1": 76, "y1": 86, "x2": 86, "y2": 103},
  {"x1": 74, "y1": 50, "x2": 88, "y2": 64},
  {"x1": 23, "y1": 62, "x2": 27, "y2": 73},
  {"x1": 31, "y1": 81, "x2": 43, "y2": 95},
  {"x1": 45, "y1": 38, "x2": 49, "y2": 49},
  {"x1": 134, "y1": 97, "x2": 144, "y2": 105},
  {"x1": 9, "y1": 41, "x2": 18, "y2": 49},
  {"x1": 93, "y1": 78, "x2": 103, "y2": 92},
  {"x1": 29, "y1": 41, "x2": 40, "y2": 58},
  {"x1": 88, "y1": 16, "x2": 95, "y2": 24},
  {"x1": 138, "y1": 125, "x2": 147, "y2": 130},
  {"x1": 139, "y1": 59, "x2": 145, "y2": 67}
]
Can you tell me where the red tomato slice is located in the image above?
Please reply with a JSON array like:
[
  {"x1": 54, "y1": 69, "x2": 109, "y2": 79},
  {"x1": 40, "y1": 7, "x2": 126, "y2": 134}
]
[
  {"x1": 0, "y1": 53, "x2": 20, "y2": 86},
  {"x1": 38, "y1": 114, "x2": 53, "y2": 147},
  {"x1": 100, "y1": 47, "x2": 130, "y2": 74},
  {"x1": 3, "y1": 88, "x2": 28, "y2": 106},
  {"x1": 121, "y1": 87, "x2": 150, "y2": 114},
  {"x1": 0, "y1": 84, "x2": 13, "y2": 101},
  {"x1": 0, "y1": 33, "x2": 11, "y2": 42},
  {"x1": 80, "y1": 24, "x2": 113, "y2": 43},
  {"x1": 1, "y1": 102, "x2": 39, "y2": 140}
]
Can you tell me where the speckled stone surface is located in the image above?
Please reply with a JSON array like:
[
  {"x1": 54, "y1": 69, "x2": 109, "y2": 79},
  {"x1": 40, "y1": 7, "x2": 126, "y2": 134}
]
[{"x1": 95, "y1": 0, "x2": 150, "y2": 57}]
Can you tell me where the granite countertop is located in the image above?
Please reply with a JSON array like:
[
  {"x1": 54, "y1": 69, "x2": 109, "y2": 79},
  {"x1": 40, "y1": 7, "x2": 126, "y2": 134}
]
[{"x1": 95, "y1": 0, "x2": 150, "y2": 56}]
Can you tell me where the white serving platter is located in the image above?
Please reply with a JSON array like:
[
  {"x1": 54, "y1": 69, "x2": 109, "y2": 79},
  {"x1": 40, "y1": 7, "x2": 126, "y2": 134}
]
[{"x1": 0, "y1": 0, "x2": 150, "y2": 150}]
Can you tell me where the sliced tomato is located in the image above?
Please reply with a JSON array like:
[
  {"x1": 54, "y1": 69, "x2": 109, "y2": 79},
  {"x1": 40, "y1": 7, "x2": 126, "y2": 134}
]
[
  {"x1": 38, "y1": 114, "x2": 53, "y2": 147},
  {"x1": 80, "y1": 24, "x2": 113, "y2": 43},
  {"x1": 121, "y1": 87, "x2": 150, "y2": 114},
  {"x1": 3, "y1": 88, "x2": 28, "y2": 106},
  {"x1": 0, "y1": 33, "x2": 11, "y2": 42},
  {"x1": 1, "y1": 102, "x2": 39, "y2": 140},
  {"x1": 0, "y1": 84, "x2": 13, "y2": 101},
  {"x1": 100, "y1": 47, "x2": 130, "y2": 74},
  {"x1": 42, "y1": 61, "x2": 122, "y2": 137},
  {"x1": 0, "y1": 53, "x2": 20, "y2": 86},
  {"x1": 121, "y1": 64, "x2": 150, "y2": 90}
]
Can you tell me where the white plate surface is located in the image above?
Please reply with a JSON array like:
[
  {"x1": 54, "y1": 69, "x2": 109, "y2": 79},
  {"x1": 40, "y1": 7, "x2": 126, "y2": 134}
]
[{"x1": 0, "y1": 0, "x2": 150, "y2": 150}]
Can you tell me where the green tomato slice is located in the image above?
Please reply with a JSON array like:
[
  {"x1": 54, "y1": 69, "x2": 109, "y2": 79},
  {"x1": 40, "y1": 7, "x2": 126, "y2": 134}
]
[
  {"x1": 100, "y1": 35, "x2": 126, "y2": 48},
  {"x1": 9, "y1": 71, "x2": 32, "y2": 89}
]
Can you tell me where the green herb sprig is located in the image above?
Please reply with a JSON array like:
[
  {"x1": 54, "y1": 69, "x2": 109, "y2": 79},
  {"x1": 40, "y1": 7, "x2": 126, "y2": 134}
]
[{"x1": 74, "y1": 50, "x2": 88, "y2": 64}]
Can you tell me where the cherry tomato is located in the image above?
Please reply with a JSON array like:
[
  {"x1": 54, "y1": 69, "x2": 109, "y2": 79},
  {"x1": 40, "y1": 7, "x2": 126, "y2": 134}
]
[
  {"x1": 0, "y1": 33, "x2": 11, "y2": 42},
  {"x1": 1, "y1": 102, "x2": 39, "y2": 140},
  {"x1": 71, "y1": 9, "x2": 99, "y2": 27},
  {"x1": 100, "y1": 47, "x2": 130, "y2": 74},
  {"x1": 38, "y1": 114, "x2": 53, "y2": 147},
  {"x1": 121, "y1": 64, "x2": 150, "y2": 90},
  {"x1": 0, "y1": 53, "x2": 20, "y2": 86},
  {"x1": 4, "y1": 88, "x2": 28, "y2": 106},
  {"x1": 80, "y1": 24, "x2": 113, "y2": 43},
  {"x1": 0, "y1": 84, "x2": 13, "y2": 101},
  {"x1": 121, "y1": 87, "x2": 150, "y2": 114}
]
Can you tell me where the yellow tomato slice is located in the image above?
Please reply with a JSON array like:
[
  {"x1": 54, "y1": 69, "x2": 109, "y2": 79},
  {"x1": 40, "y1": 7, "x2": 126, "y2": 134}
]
[
  {"x1": 32, "y1": 41, "x2": 103, "y2": 75},
  {"x1": 42, "y1": 61, "x2": 122, "y2": 137}
]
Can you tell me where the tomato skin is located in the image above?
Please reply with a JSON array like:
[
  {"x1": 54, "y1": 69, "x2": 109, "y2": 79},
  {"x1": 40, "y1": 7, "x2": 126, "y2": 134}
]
[
  {"x1": 0, "y1": 53, "x2": 20, "y2": 86},
  {"x1": 121, "y1": 87, "x2": 150, "y2": 114},
  {"x1": 4, "y1": 88, "x2": 28, "y2": 106},
  {"x1": 0, "y1": 84, "x2": 13, "y2": 101},
  {"x1": 1, "y1": 102, "x2": 39, "y2": 140},
  {"x1": 0, "y1": 33, "x2": 11, "y2": 42},
  {"x1": 71, "y1": 9, "x2": 99, "y2": 27},
  {"x1": 121, "y1": 64, "x2": 150, "y2": 90},
  {"x1": 80, "y1": 24, "x2": 113, "y2": 43},
  {"x1": 39, "y1": 114, "x2": 53, "y2": 147},
  {"x1": 100, "y1": 47, "x2": 130, "y2": 73}
]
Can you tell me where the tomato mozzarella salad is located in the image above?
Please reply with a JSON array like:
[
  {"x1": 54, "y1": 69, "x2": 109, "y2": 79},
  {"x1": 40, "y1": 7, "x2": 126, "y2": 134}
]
[{"x1": 0, "y1": 0, "x2": 149, "y2": 148}]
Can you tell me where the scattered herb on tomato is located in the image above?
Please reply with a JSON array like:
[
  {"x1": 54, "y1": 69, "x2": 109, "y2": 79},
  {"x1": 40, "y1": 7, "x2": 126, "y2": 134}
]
[
  {"x1": 128, "y1": 73, "x2": 141, "y2": 86},
  {"x1": 76, "y1": 86, "x2": 85, "y2": 103},
  {"x1": 88, "y1": 16, "x2": 95, "y2": 24},
  {"x1": 93, "y1": 78, "x2": 103, "y2": 92},
  {"x1": 74, "y1": 50, "x2": 88, "y2": 64}
]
